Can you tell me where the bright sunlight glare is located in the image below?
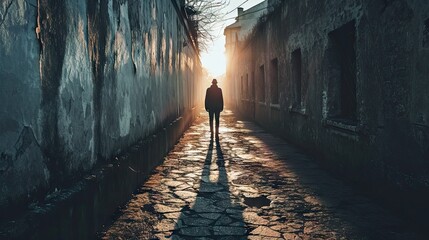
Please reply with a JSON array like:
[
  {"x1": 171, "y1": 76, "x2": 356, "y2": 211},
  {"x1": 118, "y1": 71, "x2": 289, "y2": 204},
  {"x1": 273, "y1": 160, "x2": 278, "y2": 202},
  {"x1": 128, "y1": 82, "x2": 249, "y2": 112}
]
[
  {"x1": 201, "y1": 0, "x2": 265, "y2": 77},
  {"x1": 201, "y1": 44, "x2": 226, "y2": 77}
]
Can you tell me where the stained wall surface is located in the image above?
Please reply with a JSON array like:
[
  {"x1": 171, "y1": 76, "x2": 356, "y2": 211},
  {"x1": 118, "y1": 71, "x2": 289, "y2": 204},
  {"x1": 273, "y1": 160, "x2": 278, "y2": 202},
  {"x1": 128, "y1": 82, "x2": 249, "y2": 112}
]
[{"x1": 0, "y1": 0, "x2": 202, "y2": 208}]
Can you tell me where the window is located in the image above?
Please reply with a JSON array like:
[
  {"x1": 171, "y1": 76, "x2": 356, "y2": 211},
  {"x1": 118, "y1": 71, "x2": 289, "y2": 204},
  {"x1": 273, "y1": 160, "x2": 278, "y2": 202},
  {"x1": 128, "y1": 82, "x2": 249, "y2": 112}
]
[
  {"x1": 259, "y1": 65, "x2": 265, "y2": 102},
  {"x1": 270, "y1": 58, "x2": 279, "y2": 104},
  {"x1": 327, "y1": 20, "x2": 357, "y2": 124},
  {"x1": 423, "y1": 18, "x2": 429, "y2": 48},
  {"x1": 291, "y1": 49, "x2": 302, "y2": 108}
]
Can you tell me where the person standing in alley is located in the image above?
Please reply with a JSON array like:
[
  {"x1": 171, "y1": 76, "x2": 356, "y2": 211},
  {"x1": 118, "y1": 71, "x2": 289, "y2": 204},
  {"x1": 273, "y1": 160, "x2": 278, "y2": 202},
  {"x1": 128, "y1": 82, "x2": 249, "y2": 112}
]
[{"x1": 205, "y1": 78, "x2": 224, "y2": 140}]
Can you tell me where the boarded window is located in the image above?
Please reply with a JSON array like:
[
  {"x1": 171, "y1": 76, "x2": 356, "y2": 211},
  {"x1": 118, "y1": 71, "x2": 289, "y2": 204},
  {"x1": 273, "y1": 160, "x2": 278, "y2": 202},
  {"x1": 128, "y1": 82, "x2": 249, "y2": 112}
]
[
  {"x1": 291, "y1": 49, "x2": 302, "y2": 108},
  {"x1": 259, "y1": 65, "x2": 265, "y2": 102},
  {"x1": 270, "y1": 58, "x2": 279, "y2": 104},
  {"x1": 328, "y1": 20, "x2": 357, "y2": 122}
]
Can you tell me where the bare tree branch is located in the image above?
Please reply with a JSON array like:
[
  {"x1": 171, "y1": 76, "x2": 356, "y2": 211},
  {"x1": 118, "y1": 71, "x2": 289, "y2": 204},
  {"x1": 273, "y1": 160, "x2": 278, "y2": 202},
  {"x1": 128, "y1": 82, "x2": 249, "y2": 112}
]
[{"x1": 185, "y1": 0, "x2": 229, "y2": 52}]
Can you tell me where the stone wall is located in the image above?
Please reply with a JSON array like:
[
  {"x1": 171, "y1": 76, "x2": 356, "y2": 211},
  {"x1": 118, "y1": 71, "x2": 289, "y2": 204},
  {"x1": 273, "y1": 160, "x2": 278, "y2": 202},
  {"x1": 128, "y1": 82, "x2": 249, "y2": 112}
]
[
  {"x1": 0, "y1": 0, "x2": 202, "y2": 209},
  {"x1": 227, "y1": 0, "x2": 429, "y2": 221}
]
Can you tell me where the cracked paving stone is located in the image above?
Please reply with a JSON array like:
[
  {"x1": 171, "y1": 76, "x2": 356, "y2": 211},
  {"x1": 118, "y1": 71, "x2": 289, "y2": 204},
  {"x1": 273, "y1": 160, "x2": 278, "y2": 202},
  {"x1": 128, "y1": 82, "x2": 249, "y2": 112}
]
[
  {"x1": 165, "y1": 198, "x2": 186, "y2": 205},
  {"x1": 248, "y1": 237, "x2": 283, "y2": 240},
  {"x1": 154, "y1": 204, "x2": 181, "y2": 213},
  {"x1": 243, "y1": 212, "x2": 270, "y2": 225},
  {"x1": 217, "y1": 237, "x2": 247, "y2": 240},
  {"x1": 175, "y1": 190, "x2": 197, "y2": 199},
  {"x1": 198, "y1": 184, "x2": 225, "y2": 193},
  {"x1": 185, "y1": 173, "x2": 198, "y2": 178},
  {"x1": 282, "y1": 233, "x2": 303, "y2": 240},
  {"x1": 179, "y1": 226, "x2": 211, "y2": 237},
  {"x1": 250, "y1": 226, "x2": 282, "y2": 237},
  {"x1": 213, "y1": 226, "x2": 247, "y2": 236},
  {"x1": 237, "y1": 186, "x2": 259, "y2": 194},
  {"x1": 230, "y1": 221, "x2": 246, "y2": 227},
  {"x1": 228, "y1": 213, "x2": 244, "y2": 220},
  {"x1": 286, "y1": 222, "x2": 303, "y2": 231},
  {"x1": 214, "y1": 215, "x2": 233, "y2": 225},
  {"x1": 200, "y1": 176, "x2": 210, "y2": 183},
  {"x1": 182, "y1": 217, "x2": 214, "y2": 226},
  {"x1": 164, "y1": 212, "x2": 182, "y2": 219},
  {"x1": 213, "y1": 191, "x2": 230, "y2": 199},
  {"x1": 226, "y1": 208, "x2": 242, "y2": 214},
  {"x1": 270, "y1": 223, "x2": 289, "y2": 231},
  {"x1": 191, "y1": 202, "x2": 223, "y2": 213},
  {"x1": 191, "y1": 197, "x2": 223, "y2": 213},
  {"x1": 155, "y1": 219, "x2": 177, "y2": 232},
  {"x1": 163, "y1": 180, "x2": 184, "y2": 187},
  {"x1": 214, "y1": 199, "x2": 234, "y2": 209},
  {"x1": 199, "y1": 213, "x2": 222, "y2": 220}
]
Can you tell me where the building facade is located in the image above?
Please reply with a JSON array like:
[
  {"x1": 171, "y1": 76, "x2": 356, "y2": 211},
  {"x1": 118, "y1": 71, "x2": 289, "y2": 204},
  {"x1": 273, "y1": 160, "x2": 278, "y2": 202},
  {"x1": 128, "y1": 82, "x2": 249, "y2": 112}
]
[
  {"x1": 226, "y1": 0, "x2": 429, "y2": 220},
  {"x1": 224, "y1": 1, "x2": 268, "y2": 106}
]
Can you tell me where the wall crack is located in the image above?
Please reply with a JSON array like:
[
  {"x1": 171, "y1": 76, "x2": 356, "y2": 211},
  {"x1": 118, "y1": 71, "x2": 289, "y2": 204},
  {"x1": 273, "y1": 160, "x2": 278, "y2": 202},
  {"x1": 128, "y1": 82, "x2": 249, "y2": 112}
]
[{"x1": 0, "y1": 0, "x2": 15, "y2": 29}]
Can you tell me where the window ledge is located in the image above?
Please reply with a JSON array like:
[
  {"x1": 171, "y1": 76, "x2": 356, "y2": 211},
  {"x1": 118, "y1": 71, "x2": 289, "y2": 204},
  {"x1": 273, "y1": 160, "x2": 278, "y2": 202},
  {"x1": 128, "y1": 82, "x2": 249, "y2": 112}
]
[
  {"x1": 270, "y1": 103, "x2": 280, "y2": 109},
  {"x1": 289, "y1": 106, "x2": 307, "y2": 116},
  {"x1": 323, "y1": 118, "x2": 358, "y2": 133},
  {"x1": 258, "y1": 101, "x2": 267, "y2": 106}
]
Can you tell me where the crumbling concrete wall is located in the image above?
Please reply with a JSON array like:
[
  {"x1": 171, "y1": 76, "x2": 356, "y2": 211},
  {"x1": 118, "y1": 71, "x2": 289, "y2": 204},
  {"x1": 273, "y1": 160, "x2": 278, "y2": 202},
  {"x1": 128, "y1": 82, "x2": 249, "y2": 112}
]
[
  {"x1": 227, "y1": 0, "x2": 429, "y2": 221},
  {"x1": 0, "y1": 0, "x2": 201, "y2": 209}
]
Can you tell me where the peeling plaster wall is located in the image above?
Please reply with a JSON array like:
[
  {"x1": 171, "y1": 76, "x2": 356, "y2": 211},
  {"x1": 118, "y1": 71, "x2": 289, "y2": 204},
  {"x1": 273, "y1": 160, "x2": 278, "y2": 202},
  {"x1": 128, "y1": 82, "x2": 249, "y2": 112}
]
[
  {"x1": 0, "y1": 0, "x2": 201, "y2": 208},
  {"x1": 0, "y1": 0, "x2": 48, "y2": 207},
  {"x1": 227, "y1": 0, "x2": 429, "y2": 219}
]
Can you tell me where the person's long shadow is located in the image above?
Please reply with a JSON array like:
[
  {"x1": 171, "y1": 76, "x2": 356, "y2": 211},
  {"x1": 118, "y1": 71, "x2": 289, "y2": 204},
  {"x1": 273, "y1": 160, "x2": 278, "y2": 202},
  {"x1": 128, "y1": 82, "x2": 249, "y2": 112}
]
[{"x1": 172, "y1": 139, "x2": 246, "y2": 238}]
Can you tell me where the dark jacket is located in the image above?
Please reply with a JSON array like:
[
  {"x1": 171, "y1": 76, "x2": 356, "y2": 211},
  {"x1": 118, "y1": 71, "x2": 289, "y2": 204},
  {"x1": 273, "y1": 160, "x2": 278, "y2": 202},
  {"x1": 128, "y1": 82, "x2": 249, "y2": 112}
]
[{"x1": 205, "y1": 85, "x2": 224, "y2": 112}]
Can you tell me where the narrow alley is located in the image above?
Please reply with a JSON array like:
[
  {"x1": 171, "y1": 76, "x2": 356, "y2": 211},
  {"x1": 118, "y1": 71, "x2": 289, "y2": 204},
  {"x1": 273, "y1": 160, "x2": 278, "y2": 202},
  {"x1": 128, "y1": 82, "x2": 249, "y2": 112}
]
[
  {"x1": 100, "y1": 110, "x2": 420, "y2": 240},
  {"x1": 1, "y1": 1, "x2": 429, "y2": 239}
]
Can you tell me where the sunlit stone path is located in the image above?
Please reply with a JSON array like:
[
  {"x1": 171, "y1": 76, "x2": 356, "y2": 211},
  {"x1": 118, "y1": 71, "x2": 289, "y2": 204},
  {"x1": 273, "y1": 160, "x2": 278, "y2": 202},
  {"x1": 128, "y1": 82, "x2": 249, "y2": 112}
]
[{"x1": 100, "y1": 110, "x2": 420, "y2": 239}]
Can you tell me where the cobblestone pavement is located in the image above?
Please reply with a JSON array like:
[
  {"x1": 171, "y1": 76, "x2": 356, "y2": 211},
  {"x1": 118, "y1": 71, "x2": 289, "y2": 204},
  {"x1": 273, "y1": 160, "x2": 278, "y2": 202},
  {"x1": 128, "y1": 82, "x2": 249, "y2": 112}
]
[{"x1": 101, "y1": 110, "x2": 421, "y2": 240}]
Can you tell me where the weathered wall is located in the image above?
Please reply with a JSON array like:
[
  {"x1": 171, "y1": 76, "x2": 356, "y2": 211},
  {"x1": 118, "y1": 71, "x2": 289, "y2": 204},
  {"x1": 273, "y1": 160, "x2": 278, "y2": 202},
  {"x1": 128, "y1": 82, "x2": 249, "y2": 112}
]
[
  {"x1": 227, "y1": 0, "x2": 429, "y2": 221},
  {"x1": 0, "y1": 0, "x2": 201, "y2": 209}
]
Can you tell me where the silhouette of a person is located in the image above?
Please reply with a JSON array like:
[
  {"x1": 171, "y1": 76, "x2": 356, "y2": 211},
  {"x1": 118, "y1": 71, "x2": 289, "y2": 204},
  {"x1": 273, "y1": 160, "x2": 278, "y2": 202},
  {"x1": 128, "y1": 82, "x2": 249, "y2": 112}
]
[{"x1": 205, "y1": 78, "x2": 224, "y2": 139}]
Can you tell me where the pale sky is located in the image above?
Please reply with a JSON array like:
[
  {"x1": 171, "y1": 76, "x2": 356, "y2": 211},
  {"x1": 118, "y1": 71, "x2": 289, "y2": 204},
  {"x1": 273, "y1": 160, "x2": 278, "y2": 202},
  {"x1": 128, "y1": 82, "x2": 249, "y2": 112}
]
[{"x1": 200, "y1": 0, "x2": 265, "y2": 77}]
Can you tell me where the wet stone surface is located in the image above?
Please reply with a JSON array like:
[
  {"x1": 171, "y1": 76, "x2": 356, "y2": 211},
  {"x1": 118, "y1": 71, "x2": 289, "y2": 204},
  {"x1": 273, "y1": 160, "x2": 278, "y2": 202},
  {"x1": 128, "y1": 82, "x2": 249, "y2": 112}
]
[{"x1": 101, "y1": 110, "x2": 422, "y2": 239}]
